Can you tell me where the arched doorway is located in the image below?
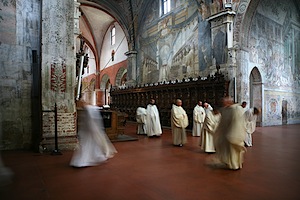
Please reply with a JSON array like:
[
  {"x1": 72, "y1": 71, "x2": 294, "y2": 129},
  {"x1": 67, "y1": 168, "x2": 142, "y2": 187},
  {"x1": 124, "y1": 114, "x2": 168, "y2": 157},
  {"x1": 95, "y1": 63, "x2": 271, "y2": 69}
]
[
  {"x1": 100, "y1": 74, "x2": 111, "y2": 105},
  {"x1": 249, "y1": 67, "x2": 262, "y2": 126},
  {"x1": 105, "y1": 79, "x2": 111, "y2": 105}
]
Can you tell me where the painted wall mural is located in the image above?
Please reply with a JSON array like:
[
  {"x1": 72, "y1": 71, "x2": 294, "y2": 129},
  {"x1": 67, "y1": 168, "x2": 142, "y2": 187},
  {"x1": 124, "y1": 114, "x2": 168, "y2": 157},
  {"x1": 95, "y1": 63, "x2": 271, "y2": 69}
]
[
  {"x1": 250, "y1": 0, "x2": 300, "y2": 91},
  {"x1": 137, "y1": 0, "x2": 211, "y2": 84},
  {"x1": 249, "y1": 0, "x2": 300, "y2": 125},
  {"x1": 265, "y1": 91, "x2": 300, "y2": 125}
]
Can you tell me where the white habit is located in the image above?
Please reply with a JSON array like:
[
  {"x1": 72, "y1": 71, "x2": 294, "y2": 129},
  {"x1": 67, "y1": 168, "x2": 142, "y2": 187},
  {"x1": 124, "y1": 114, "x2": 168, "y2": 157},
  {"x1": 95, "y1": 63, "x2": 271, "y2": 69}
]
[
  {"x1": 244, "y1": 108, "x2": 258, "y2": 147},
  {"x1": 200, "y1": 110, "x2": 221, "y2": 153},
  {"x1": 136, "y1": 107, "x2": 147, "y2": 134},
  {"x1": 213, "y1": 104, "x2": 246, "y2": 170},
  {"x1": 192, "y1": 104, "x2": 206, "y2": 137},
  {"x1": 171, "y1": 104, "x2": 188, "y2": 145},
  {"x1": 146, "y1": 104, "x2": 162, "y2": 137},
  {"x1": 70, "y1": 105, "x2": 117, "y2": 167}
]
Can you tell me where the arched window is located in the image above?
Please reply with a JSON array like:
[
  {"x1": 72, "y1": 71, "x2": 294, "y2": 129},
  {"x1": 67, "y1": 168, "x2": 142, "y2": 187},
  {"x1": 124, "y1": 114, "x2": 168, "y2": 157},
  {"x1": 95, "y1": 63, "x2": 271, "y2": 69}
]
[
  {"x1": 111, "y1": 26, "x2": 116, "y2": 45},
  {"x1": 162, "y1": 0, "x2": 171, "y2": 15}
]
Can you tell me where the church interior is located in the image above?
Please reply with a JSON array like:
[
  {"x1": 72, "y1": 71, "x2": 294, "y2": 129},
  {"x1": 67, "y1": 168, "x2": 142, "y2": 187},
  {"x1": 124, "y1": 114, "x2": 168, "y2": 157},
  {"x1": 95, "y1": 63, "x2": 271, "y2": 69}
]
[{"x1": 0, "y1": 0, "x2": 299, "y2": 199}]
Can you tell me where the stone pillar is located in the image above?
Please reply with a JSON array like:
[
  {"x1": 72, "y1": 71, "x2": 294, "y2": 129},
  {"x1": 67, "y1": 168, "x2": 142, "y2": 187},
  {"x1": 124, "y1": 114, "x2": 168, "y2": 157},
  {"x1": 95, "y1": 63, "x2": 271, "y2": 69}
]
[
  {"x1": 207, "y1": 9, "x2": 236, "y2": 99},
  {"x1": 40, "y1": 0, "x2": 78, "y2": 151},
  {"x1": 74, "y1": 0, "x2": 81, "y2": 36},
  {"x1": 125, "y1": 50, "x2": 137, "y2": 86}
]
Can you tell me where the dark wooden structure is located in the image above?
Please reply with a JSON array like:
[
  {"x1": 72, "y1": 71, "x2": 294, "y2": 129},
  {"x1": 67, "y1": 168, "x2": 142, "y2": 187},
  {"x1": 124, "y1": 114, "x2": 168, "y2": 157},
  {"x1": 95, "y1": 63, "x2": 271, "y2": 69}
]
[
  {"x1": 100, "y1": 110, "x2": 128, "y2": 140},
  {"x1": 110, "y1": 72, "x2": 229, "y2": 129}
]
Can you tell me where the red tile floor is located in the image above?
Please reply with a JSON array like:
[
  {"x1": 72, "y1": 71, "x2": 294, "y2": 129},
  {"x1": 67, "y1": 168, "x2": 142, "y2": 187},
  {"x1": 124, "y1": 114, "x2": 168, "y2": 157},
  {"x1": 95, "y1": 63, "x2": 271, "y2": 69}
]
[{"x1": 0, "y1": 122, "x2": 299, "y2": 200}]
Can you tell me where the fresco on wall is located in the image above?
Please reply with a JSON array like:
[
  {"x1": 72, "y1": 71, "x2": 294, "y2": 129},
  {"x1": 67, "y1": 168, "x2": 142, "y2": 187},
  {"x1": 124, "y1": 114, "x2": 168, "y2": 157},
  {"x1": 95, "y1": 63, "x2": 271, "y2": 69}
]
[
  {"x1": 267, "y1": 97, "x2": 280, "y2": 121},
  {"x1": 248, "y1": 0, "x2": 300, "y2": 125},
  {"x1": 213, "y1": 30, "x2": 226, "y2": 65},
  {"x1": 51, "y1": 61, "x2": 66, "y2": 93},
  {"x1": 265, "y1": 91, "x2": 300, "y2": 125},
  {"x1": 137, "y1": 0, "x2": 211, "y2": 84},
  {"x1": 249, "y1": 0, "x2": 300, "y2": 90},
  {"x1": 254, "y1": 0, "x2": 300, "y2": 125}
]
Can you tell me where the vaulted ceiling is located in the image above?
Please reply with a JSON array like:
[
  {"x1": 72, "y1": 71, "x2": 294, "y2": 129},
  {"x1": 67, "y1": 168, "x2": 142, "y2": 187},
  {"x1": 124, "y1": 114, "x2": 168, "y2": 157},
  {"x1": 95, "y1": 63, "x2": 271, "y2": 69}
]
[
  {"x1": 78, "y1": 1, "x2": 115, "y2": 66},
  {"x1": 77, "y1": 0, "x2": 150, "y2": 64}
]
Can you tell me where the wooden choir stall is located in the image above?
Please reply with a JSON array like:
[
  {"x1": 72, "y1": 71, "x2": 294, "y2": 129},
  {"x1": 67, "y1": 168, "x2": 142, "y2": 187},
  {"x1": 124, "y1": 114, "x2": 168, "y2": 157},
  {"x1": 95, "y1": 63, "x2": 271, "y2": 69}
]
[{"x1": 109, "y1": 72, "x2": 229, "y2": 129}]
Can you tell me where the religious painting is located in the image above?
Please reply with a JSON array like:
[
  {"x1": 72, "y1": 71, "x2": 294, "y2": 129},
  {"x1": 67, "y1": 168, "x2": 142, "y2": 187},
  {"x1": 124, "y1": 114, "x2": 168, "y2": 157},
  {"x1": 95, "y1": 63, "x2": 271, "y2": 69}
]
[
  {"x1": 249, "y1": 0, "x2": 300, "y2": 90},
  {"x1": 265, "y1": 97, "x2": 281, "y2": 125},
  {"x1": 137, "y1": 0, "x2": 203, "y2": 84}
]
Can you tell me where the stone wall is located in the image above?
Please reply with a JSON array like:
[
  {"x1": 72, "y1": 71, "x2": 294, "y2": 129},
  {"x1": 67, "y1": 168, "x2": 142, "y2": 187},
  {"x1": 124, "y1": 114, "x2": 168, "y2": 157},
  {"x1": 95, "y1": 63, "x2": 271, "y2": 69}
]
[
  {"x1": 41, "y1": 0, "x2": 77, "y2": 151},
  {"x1": 41, "y1": 111, "x2": 77, "y2": 151},
  {"x1": 0, "y1": 0, "x2": 41, "y2": 150}
]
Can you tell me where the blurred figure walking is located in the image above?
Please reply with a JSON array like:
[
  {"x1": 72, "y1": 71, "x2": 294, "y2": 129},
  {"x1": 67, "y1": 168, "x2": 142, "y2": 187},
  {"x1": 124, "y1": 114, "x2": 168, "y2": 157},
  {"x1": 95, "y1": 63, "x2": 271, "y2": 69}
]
[
  {"x1": 136, "y1": 107, "x2": 147, "y2": 135},
  {"x1": 200, "y1": 106, "x2": 221, "y2": 153},
  {"x1": 70, "y1": 101, "x2": 117, "y2": 167},
  {"x1": 209, "y1": 97, "x2": 246, "y2": 170}
]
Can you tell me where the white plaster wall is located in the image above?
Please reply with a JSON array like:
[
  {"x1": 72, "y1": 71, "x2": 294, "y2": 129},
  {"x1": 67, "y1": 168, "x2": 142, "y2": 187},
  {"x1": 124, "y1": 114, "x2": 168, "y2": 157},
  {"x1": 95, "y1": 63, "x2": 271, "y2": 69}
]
[{"x1": 100, "y1": 22, "x2": 128, "y2": 70}]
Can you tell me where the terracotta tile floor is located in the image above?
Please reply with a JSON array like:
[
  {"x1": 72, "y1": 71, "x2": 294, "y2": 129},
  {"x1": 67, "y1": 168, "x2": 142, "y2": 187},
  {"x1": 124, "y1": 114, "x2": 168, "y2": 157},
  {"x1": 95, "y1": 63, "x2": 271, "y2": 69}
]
[{"x1": 0, "y1": 122, "x2": 299, "y2": 200}]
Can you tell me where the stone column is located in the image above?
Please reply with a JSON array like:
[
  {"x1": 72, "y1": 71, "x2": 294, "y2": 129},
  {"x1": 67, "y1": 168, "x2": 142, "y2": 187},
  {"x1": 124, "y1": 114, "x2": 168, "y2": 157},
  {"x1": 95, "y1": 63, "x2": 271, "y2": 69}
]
[
  {"x1": 40, "y1": 0, "x2": 78, "y2": 151},
  {"x1": 125, "y1": 50, "x2": 137, "y2": 87},
  {"x1": 207, "y1": 9, "x2": 236, "y2": 99}
]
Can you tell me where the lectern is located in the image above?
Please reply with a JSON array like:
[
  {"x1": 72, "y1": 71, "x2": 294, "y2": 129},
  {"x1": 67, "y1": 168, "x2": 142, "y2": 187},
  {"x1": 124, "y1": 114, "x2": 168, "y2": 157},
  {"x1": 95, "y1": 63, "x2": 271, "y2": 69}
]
[{"x1": 100, "y1": 110, "x2": 127, "y2": 140}]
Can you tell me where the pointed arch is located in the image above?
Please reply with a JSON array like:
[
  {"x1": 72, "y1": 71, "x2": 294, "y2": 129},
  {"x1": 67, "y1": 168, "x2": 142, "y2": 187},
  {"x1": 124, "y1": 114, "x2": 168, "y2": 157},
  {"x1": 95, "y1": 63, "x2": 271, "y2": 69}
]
[
  {"x1": 100, "y1": 74, "x2": 110, "y2": 90},
  {"x1": 115, "y1": 67, "x2": 127, "y2": 87},
  {"x1": 250, "y1": 67, "x2": 262, "y2": 126}
]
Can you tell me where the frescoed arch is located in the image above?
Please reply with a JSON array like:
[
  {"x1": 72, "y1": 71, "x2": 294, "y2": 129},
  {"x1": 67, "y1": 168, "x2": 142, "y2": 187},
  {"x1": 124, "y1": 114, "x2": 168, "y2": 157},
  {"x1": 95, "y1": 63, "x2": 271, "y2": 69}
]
[
  {"x1": 250, "y1": 67, "x2": 262, "y2": 126},
  {"x1": 115, "y1": 67, "x2": 127, "y2": 86},
  {"x1": 100, "y1": 74, "x2": 110, "y2": 90}
]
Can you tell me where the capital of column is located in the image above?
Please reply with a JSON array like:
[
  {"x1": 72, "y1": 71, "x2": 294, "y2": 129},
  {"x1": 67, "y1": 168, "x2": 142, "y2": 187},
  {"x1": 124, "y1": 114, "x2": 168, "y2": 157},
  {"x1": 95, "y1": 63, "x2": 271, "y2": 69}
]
[{"x1": 125, "y1": 50, "x2": 137, "y2": 57}]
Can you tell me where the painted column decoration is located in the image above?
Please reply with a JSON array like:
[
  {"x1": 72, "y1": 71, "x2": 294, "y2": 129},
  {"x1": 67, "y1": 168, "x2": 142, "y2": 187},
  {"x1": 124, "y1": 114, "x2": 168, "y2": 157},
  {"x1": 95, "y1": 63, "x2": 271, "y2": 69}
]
[
  {"x1": 207, "y1": 10, "x2": 236, "y2": 66},
  {"x1": 51, "y1": 61, "x2": 66, "y2": 92},
  {"x1": 207, "y1": 6, "x2": 236, "y2": 99},
  {"x1": 41, "y1": 0, "x2": 78, "y2": 151}
]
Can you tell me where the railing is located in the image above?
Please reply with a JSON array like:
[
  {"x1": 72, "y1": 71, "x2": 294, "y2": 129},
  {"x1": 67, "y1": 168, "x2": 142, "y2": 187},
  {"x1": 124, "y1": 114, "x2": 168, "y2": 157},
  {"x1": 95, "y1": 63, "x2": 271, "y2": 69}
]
[{"x1": 42, "y1": 103, "x2": 62, "y2": 155}]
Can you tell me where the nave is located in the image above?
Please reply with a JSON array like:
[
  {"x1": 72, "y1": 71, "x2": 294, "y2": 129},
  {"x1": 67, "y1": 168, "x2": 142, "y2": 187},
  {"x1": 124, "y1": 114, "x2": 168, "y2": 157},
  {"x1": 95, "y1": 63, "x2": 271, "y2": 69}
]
[{"x1": 0, "y1": 123, "x2": 299, "y2": 200}]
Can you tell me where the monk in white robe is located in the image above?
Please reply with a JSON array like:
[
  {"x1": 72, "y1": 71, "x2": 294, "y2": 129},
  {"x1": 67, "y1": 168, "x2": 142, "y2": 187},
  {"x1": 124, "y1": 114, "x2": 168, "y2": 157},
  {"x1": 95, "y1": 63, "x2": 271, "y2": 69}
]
[
  {"x1": 200, "y1": 108, "x2": 221, "y2": 153},
  {"x1": 244, "y1": 107, "x2": 259, "y2": 147},
  {"x1": 70, "y1": 102, "x2": 117, "y2": 167},
  {"x1": 136, "y1": 107, "x2": 147, "y2": 135},
  {"x1": 171, "y1": 99, "x2": 189, "y2": 147},
  {"x1": 211, "y1": 97, "x2": 246, "y2": 170},
  {"x1": 192, "y1": 101, "x2": 205, "y2": 137},
  {"x1": 241, "y1": 101, "x2": 247, "y2": 113},
  {"x1": 146, "y1": 99, "x2": 162, "y2": 137}
]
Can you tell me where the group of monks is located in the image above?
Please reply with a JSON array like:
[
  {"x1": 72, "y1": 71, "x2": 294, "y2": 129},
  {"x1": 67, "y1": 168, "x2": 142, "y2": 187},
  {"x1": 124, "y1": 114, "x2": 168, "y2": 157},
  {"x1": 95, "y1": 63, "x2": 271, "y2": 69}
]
[{"x1": 137, "y1": 97, "x2": 259, "y2": 170}]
